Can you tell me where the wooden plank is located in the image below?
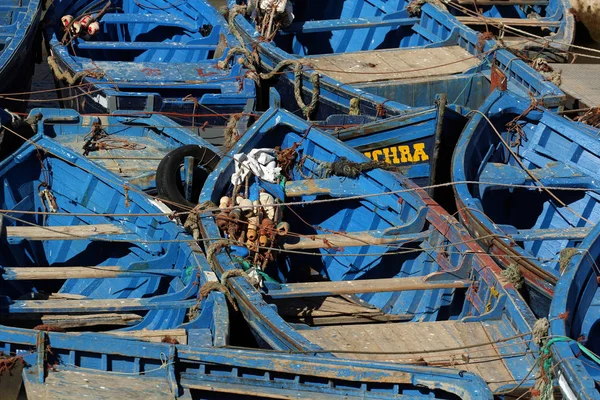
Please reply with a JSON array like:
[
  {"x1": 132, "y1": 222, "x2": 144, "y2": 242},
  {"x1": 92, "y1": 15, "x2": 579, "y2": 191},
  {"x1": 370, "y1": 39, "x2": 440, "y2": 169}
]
[
  {"x1": 25, "y1": 369, "x2": 173, "y2": 400},
  {"x1": 40, "y1": 313, "x2": 142, "y2": 328},
  {"x1": 457, "y1": 16, "x2": 560, "y2": 27},
  {"x1": 548, "y1": 63, "x2": 600, "y2": 108},
  {"x1": 266, "y1": 277, "x2": 470, "y2": 299},
  {"x1": 300, "y1": 320, "x2": 523, "y2": 392},
  {"x1": 303, "y1": 46, "x2": 479, "y2": 84},
  {"x1": 2, "y1": 266, "x2": 180, "y2": 280},
  {"x1": 281, "y1": 17, "x2": 418, "y2": 35},
  {"x1": 282, "y1": 229, "x2": 430, "y2": 249},
  {"x1": 108, "y1": 329, "x2": 187, "y2": 345},
  {"x1": 7, "y1": 224, "x2": 125, "y2": 240},
  {"x1": 5, "y1": 298, "x2": 195, "y2": 313}
]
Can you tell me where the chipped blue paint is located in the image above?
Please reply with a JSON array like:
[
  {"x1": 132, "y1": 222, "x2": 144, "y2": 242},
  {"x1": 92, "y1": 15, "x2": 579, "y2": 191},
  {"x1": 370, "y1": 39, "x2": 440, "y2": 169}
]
[
  {"x1": 44, "y1": 0, "x2": 255, "y2": 127},
  {"x1": 549, "y1": 222, "x2": 600, "y2": 400},
  {"x1": 198, "y1": 107, "x2": 539, "y2": 394},
  {"x1": 0, "y1": 0, "x2": 41, "y2": 112},
  {"x1": 0, "y1": 134, "x2": 227, "y2": 337},
  {"x1": 452, "y1": 89, "x2": 600, "y2": 317},
  {"x1": 228, "y1": 0, "x2": 565, "y2": 121},
  {"x1": 0, "y1": 326, "x2": 493, "y2": 398},
  {"x1": 28, "y1": 107, "x2": 219, "y2": 191}
]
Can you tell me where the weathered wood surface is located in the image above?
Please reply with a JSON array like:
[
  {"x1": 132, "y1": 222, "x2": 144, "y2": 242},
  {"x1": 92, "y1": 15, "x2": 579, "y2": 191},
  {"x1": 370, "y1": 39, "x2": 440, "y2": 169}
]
[
  {"x1": 300, "y1": 320, "x2": 526, "y2": 391},
  {"x1": 25, "y1": 369, "x2": 173, "y2": 400},
  {"x1": 108, "y1": 328, "x2": 188, "y2": 344},
  {"x1": 266, "y1": 276, "x2": 470, "y2": 299},
  {"x1": 457, "y1": 16, "x2": 560, "y2": 27},
  {"x1": 302, "y1": 46, "x2": 479, "y2": 84},
  {"x1": 40, "y1": 313, "x2": 142, "y2": 328},
  {"x1": 2, "y1": 266, "x2": 180, "y2": 280},
  {"x1": 7, "y1": 224, "x2": 125, "y2": 240},
  {"x1": 6, "y1": 298, "x2": 194, "y2": 313},
  {"x1": 548, "y1": 63, "x2": 600, "y2": 109},
  {"x1": 282, "y1": 229, "x2": 430, "y2": 249},
  {"x1": 274, "y1": 296, "x2": 411, "y2": 325}
]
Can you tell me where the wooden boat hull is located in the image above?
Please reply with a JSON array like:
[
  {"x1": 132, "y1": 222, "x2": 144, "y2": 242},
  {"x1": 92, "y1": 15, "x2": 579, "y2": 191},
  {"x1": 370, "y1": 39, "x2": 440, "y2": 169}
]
[
  {"x1": 0, "y1": 0, "x2": 42, "y2": 112},
  {"x1": 199, "y1": 107, "x2": 539, "y2": 394},
  {"x1": 44, "y1": 0, "x2": 256, "y2": 128},
  {"x1": 0, "y1": 328, "x2": 494, "y2": 399},
  {"x1": 452, "y1": 89, "x2": 600, "y2": 316},
  {"x1": 549, "y1": 222, "x2": 600, "y2": 399},
  {"x1": 0, "y1": 134, "x2": 226, "y2": 337},
  {"x1": 29, "y1": 108, "x2": 220, "y2": 192},
  {"x1": 227, "y1": 1, "x2": 564, "y2": 121}
]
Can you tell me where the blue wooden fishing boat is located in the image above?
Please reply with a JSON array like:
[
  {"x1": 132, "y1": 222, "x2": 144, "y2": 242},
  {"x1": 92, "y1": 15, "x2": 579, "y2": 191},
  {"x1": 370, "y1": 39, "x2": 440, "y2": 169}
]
[
  {"x1": 0, "y1": 328, "x2": 493, "y2": 399},
  {"x1": 28, "y1": 108, "x2": 221, "y2": 208},
  {"x1": 43, "y1": 0, "x2": 255, "y2": 133},
  {"x1": 548, "y1": 222, "x2": 600, "y2": 400},
  {"x1": 444, "y1": 0, "x2": 575, "y2": 60},
  {"x1": 225, "y1": 0, "x2": 564, "y2": 121},
  {"x1": 0, "y1": 0, "x2": 42, "y2": 112},
  {"x1": 0, "y1": 132, "x2": 228, "y2": 339},
  {"x1": 198, "y1": 107, "x2": 541, "y2": 394},
  {"x1": 452, "y1": 89, "x2": 600, "y2": 317},
  {"x1": 268, "y1": 89, "x2": 467, "y2": 208}
]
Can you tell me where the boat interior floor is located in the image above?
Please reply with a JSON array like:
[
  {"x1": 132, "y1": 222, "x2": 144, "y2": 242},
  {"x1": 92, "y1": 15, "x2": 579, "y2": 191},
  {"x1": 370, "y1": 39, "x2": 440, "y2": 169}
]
[
  {"x1": 301, "y1": 46, "x2": 481, "y2": 84},
  {"x1": 298, "y1": 319, "x2": 531, "y2": 392},
  {"x1": 25, "y1": 369, "x2": 174, "y2": 400}
]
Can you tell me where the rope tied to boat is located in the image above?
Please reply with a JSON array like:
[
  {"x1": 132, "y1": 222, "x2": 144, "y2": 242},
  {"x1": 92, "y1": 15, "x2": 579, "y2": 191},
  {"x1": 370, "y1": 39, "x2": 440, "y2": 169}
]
[
  {"x1": 300, "y1": 155, "x2": 399, "y2": 179},
  {"x1": 196, "y1": 281, "x2": 238, "y2": 312},
  {"x1": 574, "y1": 107, "x2": 600, "y2": 128},
  {"x1": 501, "y1": 263, "x2": 523, "y2": 289},
  {"x1": 223, "y1": 113, "x2": 244, "y2": 150},
  {"x1": 0, "y1": 355, "x2": 24, "y2": 374},
  {"x1": 221, "y1": 268, "x2": 261, "y2": 288},
  {"x1": 183, "y1": 201, "x2": 217, "y2": 240},
  {"x1": 349, "y1": 98, "x2": 360, "y2": 115},
  {"x1": 559, "y1": 247, "x2": 578, "y2": 273},
  {"x1": 47, "y1": 56, "x2": 105, "y2": 85},
  {"x1": 533, "y1": 318, "x2": 550, "y2": 347}
]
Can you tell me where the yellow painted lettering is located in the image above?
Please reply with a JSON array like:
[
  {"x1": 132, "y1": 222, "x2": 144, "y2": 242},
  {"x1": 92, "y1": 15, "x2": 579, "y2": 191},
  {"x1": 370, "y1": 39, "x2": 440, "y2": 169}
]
[
  {"x1": 382, "y1": 148, "x2": 393, "y2": 164},
  {"x1": 398, "y1": 146, "x2": 413, "y2": 163},
  {"x1": 364, "y1": 151, "x2": 372, "y2": 160},
  {"x1": 371, "y1": 149, "x2": 384, "y2": 161},
  {"x1": 412, "y1": 143, "x2": 429, "y2": 162},
  {"x1": 389, "y1": 147, "x2": 401, "y2": 164}
]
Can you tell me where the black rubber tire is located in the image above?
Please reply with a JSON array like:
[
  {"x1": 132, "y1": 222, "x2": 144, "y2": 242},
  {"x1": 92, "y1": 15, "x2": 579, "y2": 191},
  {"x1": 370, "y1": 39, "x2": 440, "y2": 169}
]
[{"x1": 156, "y1": 145, "x2": 221, "y2": 210}]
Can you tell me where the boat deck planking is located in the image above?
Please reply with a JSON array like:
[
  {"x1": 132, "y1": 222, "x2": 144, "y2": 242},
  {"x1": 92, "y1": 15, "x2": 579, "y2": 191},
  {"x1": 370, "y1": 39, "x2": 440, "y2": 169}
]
[
  {"x1": 300, "y1": 320, "x2": 529, "y2": 391},
  {"x1": 274, "y1": 295, "x2": 412, "y2": 326},
  {"x1": 549, "y1": 63, "x2": 600, "y2": 108},
  {"x1": 25, "y1": 369, "x2": 174, "y2": 400},
  {"x1": 302, "y1": 46, "x2": 480, "y2": 84}
]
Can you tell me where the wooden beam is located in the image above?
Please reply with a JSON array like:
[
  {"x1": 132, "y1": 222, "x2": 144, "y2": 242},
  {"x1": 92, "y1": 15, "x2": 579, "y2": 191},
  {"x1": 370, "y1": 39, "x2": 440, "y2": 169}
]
[
  {"x1": 40, "y1": 313, "x2": 142, "y2": 328},
  {"x1": 265, "y1": 276, "x2": 470, "y2": 299},
  {"x1": 282, "y1": 229, "x2": 430, "y2": 250},
  {"x1": 6, "y1": 224, "x2": 125, "y2": 241},
  {"x1": 2, "y1": 266, "x2": 180, "y2": 280},
  {"x1": 457, "y1": 16, "x2": 560, "y2": 27},
  {"x1": 4, "y1": 298, "x2": 195, "y2": 314},
  {"x1": 108, "y1": 329, "x2": 188, "y2": 345}
]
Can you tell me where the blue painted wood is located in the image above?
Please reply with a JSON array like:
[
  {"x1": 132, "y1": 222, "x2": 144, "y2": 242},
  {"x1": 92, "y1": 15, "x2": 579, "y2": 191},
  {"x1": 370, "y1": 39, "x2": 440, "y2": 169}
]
[
  {"x1": 447, "y1": 0, "x2": 574, "y2": 60},
  {"x1": 0, "y1": 131, "x2": 227, "y2": 339},
  {"x1": 44, "y1": 0, "x2": 256, "y2": 128},
  {"x1": 0, "y1": 0, "x2": 41, "y2": 112},
  {"x1": 28, "y1": 107, "x2": 219, "y2": 191},
  {"x1": 227, "y1": 0, "x2": 565, "y2": 122},
  {"x1": 0, "y1": 326, "x2": 494, "y2": 398},
  {"x1": 549, "y1": 222, "x2": 600, "y2": 399},
  {"x1": 452, "y1": 89, "x2": 600, "y2": 317},
  {"x1": 198, "y1": 107, "x2": 539, "y2": 394}
]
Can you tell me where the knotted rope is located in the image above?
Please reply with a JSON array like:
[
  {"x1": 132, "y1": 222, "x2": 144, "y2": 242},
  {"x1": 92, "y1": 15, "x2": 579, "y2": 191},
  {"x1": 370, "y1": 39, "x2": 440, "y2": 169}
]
[
  {"x1": 183, "y1": 201, "x2": 217, "y2": 240},
  {"x1": 502, "y1": 263, "x2": 523, "y2": 289}
]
